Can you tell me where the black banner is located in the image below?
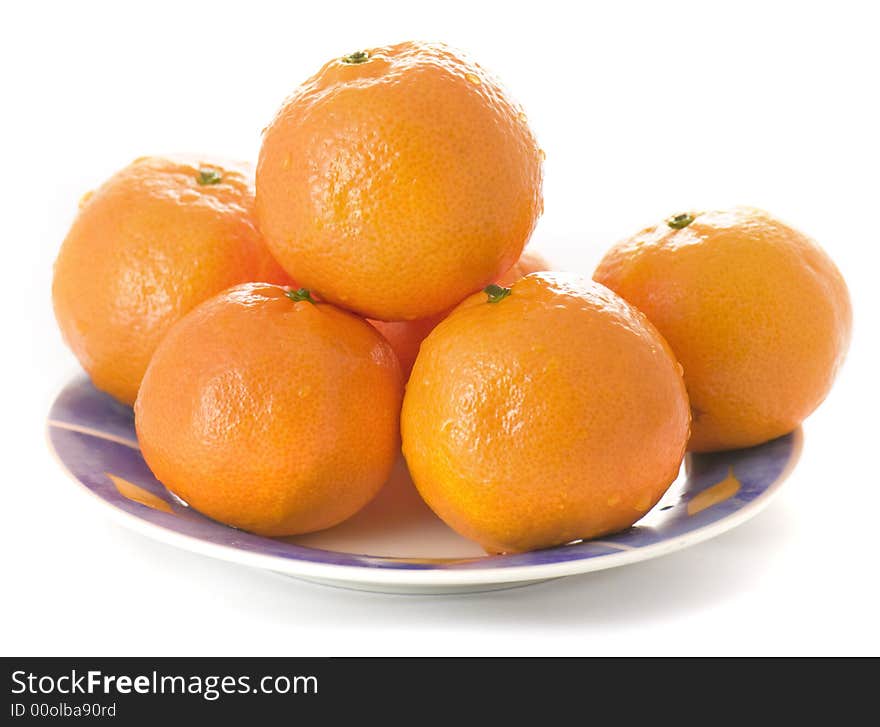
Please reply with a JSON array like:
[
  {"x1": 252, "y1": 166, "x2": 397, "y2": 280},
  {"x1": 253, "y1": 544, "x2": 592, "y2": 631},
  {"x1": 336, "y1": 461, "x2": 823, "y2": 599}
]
[
  {"x1": 6, "y1": 659, "x2": 334, "y2": 721},
  {"x1": 6, "y1": 657, "x2": 602, "y2": 721},
  {"x1": 3, "y1": 656, "x2": 864, "y2": 721}
]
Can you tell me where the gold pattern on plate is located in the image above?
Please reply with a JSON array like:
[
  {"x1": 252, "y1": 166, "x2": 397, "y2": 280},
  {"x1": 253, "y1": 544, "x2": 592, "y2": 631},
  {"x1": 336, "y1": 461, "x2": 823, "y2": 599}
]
[
  {"x1": 687, "y1": 466, "x2": 741, "y2": 516},
  {"x1": 48, "y1": 420, "x2": 140, "y2": 450},
  {"x1": 106, "y1": 473, "x2": 175, "y2": 514}
]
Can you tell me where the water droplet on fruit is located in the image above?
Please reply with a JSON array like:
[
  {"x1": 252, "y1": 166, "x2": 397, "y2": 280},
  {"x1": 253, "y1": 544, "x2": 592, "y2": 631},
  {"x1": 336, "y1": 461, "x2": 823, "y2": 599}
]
[
  {"x1": 282, "y1": 154, "x2": 291, "y2": 170},
  {"x1": 538, "y1": 149, "x2": 547, "y2": 160},
  {"x1": 465, "y1": 73, "x2": 481, "y2": 85},
  {"x1": 518, "y1": 111, "x2": 527, "y2": 122},
  {"x1": 78, "y1": 190, "x2": 94, "y2": 208},
  {"x1": 298, "y1": 385, "x2": 312, "y2": 398}
]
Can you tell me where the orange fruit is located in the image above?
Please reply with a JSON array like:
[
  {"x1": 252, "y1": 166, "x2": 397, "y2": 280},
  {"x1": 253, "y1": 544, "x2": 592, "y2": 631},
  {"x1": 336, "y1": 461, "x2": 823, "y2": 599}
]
[
  {"x1": 495, "y1": 248, "x2": 552, "y2": 287},
  {"x1": 134, "y1": 283, "x2": 403, "y2": 537},
  {"x1": 368, "y1": 314, "x2": 446, "y2": 382},
  {"x1": 52, "y1": 155, "x2": 290, "y2": 405},
  {"x1": 594, "y1": 207, "x2": 852, "y2": 452},
  {"x1": 401, "y1": 273, "x2": 690, "y2": 553},
  {"x1": 369, "y1": 248, "x2": 551, "y2": 377},
  {"x1": 255, "y1": 41, "x2": 544, "y2": 321}
]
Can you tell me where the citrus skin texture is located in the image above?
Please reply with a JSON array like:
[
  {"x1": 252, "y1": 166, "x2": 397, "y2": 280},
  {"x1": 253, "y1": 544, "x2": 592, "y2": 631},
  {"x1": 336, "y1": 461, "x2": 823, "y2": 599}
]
[
  {"x1": 401, "y1": 273, "x2": 690, "y2": 554},
  {"x1": 256, "y1": 41, "x2": 544, "y2": 321},
  {"x1": 368, "y1": 314, "x2": 446, "y2": 381},
  {"x1": 135, "y1": 283, "x2": 403, "y2": 537},
  {"x1": 594, "y1": 207, "x2": 852, "y2": 452},
  {"x1": 369, "y1": 248, "x2": 551, "y2": 378},
  {"x1": 53, "y1": 156, "x2": 291, "y2": 405},
  {"x1": 495, "y1": 248, "x2": 551, "y2": 288}
]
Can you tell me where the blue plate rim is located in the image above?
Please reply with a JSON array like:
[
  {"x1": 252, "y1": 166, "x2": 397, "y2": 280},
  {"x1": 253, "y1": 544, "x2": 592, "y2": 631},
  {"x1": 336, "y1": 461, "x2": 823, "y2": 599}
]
[{"x1": 45, "y1": 383, "x2": 803, "y2": 586}]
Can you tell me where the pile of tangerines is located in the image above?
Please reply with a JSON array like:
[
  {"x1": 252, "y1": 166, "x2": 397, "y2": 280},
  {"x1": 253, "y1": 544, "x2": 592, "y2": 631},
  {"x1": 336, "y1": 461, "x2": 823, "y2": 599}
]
[{"x1": 53, "y1": 43, "x2": 851, "y2": 554}]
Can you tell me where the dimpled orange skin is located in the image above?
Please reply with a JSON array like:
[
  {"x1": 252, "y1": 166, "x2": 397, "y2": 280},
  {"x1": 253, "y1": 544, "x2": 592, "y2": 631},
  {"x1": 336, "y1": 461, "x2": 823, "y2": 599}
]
[
  {"x1": 594, "y1": 207, "x2": 852, "y2": 452},
  {"x1": 256, "y1": 41, "x2": 544, "y2": 321},
  {"x1": 368, "y1": 314, "x2": 446, "y2": 381},
  {"x1": 369, "y1": 248, "x2": 551, "y2": 378},
  {"x1": 134, "y1": 283, "x2": 403, "y2": 537},
  {"x1": 401, "y1": 273, "x2": 690, "y2": 554},
  {"x1": 52, "y1": 156, "x2": 291, "y2": 405},
  {"x1": 495, "y1": 248, "x2": 551, "y2": 287}
]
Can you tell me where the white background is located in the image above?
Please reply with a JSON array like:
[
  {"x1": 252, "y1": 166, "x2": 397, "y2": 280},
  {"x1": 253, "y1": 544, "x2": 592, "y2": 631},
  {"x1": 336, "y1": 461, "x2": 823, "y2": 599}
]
[{"x1": 2, "y1": 0, "x2": 878, "y2": 656}]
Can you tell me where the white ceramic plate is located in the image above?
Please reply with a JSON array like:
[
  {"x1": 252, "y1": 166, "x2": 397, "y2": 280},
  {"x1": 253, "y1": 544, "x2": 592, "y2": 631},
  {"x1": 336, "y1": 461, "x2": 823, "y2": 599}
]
[{"x1": 48, "y1": 377, "x2": 802, "y2": 594}]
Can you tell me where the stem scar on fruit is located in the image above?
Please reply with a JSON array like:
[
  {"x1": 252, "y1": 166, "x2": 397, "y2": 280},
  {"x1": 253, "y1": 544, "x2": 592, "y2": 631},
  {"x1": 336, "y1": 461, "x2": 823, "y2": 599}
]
[
  {"x1": 286, "y1": 288, "x2": 316, "y2": 304},
  {"x1": 666, "y1": 212, "x2": 695, "y2": 229},
  {"x1": 484, "y1": 284, "x2": 511, "y2": 303},
  {"x1": 197, "y1": 168, "x2": 222, "y2": 185},
  {"x1": 341, "y1": 50, "x2": 370, "y2": 64}
]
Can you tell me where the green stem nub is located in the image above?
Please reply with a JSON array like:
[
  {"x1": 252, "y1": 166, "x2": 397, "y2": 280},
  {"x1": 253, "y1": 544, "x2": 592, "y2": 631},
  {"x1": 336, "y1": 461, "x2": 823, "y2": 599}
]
[
  {"x1": 341, "y1": 50, "x2": 370, "y2": 65},
  {"x1": 666, "y1": 212, "x2": 695, "y2": 229},
  {"x1": 197, "y1": 168, "x2": 222, "y2": 185},
  {"x1": 286, "y1": 288, "x2": 316, "y2": 304},
  {"x1": 484, "y1": 284, "x2": 512, "y2": 303}
]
